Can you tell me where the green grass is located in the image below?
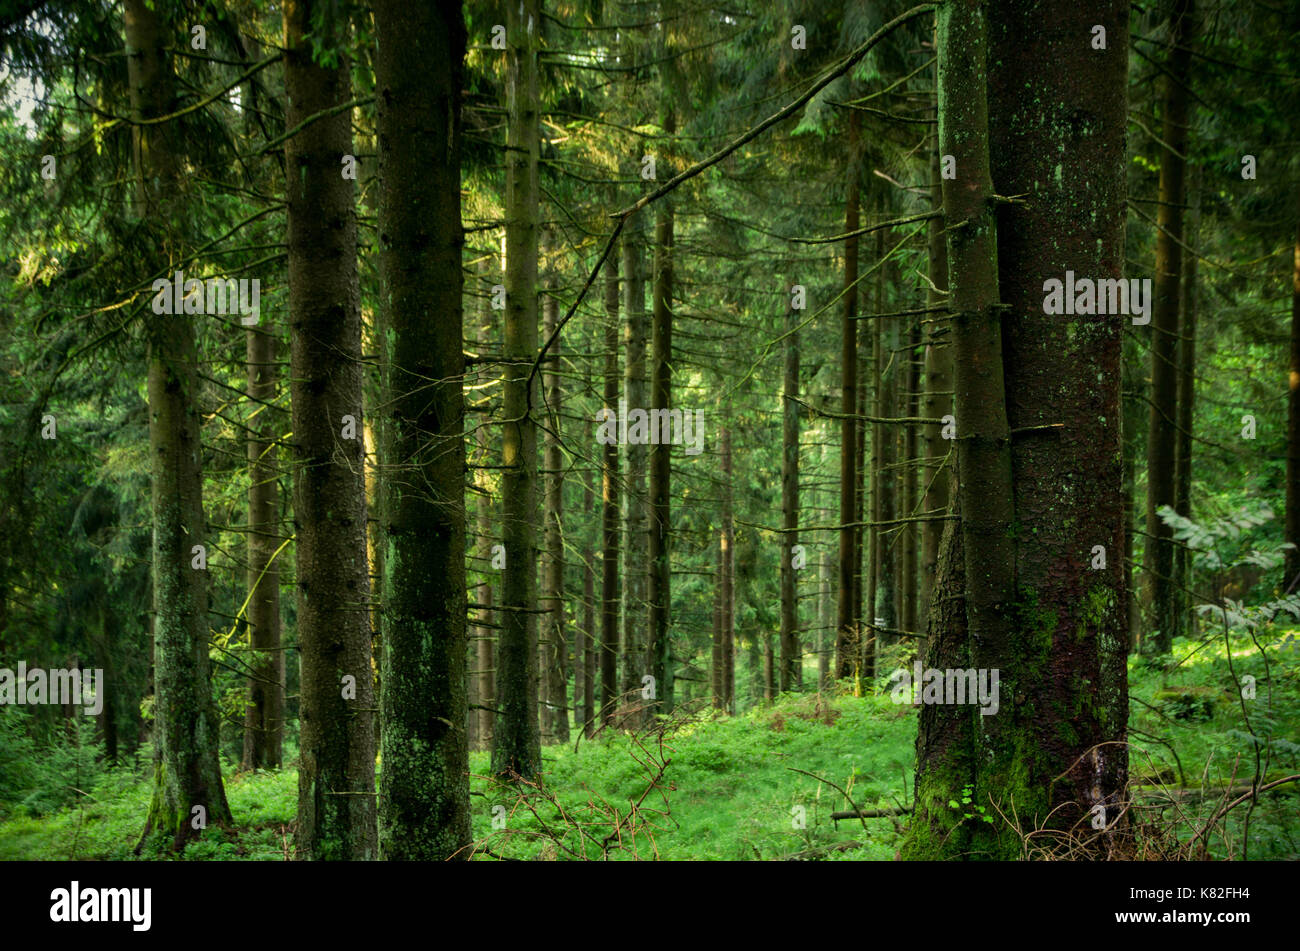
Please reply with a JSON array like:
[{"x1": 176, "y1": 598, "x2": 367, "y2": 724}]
[{"x1": 0, "y1": 624, "x2": 1295, "y2": 860}]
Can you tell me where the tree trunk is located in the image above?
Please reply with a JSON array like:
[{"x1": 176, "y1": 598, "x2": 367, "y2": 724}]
[
  {"x1": 779, "y1": 305, "x2": 801, "y2": 692},
  {"x1": 622, "y1": 214, "x2": 649, "y2": 727},
  {"x1": 285, "y1": 0, "x2": 376, "y2": 860},
  {"x1": 901, "y1": 323, "x2": 920, "y2": 638},
  {"x1": 904, "y1": 0, "x2": 1016, "y2": 859},
  {"x1": 907, "y1": 0, "x2": 1131, "y2": 859},
  {"x1": 921, "y1": 85, "x2": 953, "y2": 642},
  {"x1": 492, "y1": 0, "x2": 542, "y2": 780},
  {"x1": 1144, "y1": 0, "x2": 1195, "y2": 654},
  {"x1": 648, "y1": 129, "x2": 675, "y2": 714},
  {"x1": 721, "y1": 424, "x2": 736, "y2": 711},
  {"x1": 242, "y1": 324, "x2": 283, "y2": 771},
  {"x1": 1173, "y1": 164, "x2": 1200, "y2": 634},
  {"x1": 601, "y1": 251, "x2": 622, "y2": 726},
  {"x1": 127, "y1": 0, "x2": 231, "y2": 850},
  {"x1": 835, "y1": 109, "x2": 861, "y2": 680},
  {"x1": 542, "y1": 261, "x2": 570, "y2": 743},
  {"x1": 1286, "y1": 182, "x2": 1300, "y2": 592},
  {"x1": 373, "y1": 0, "x2": 471, "y2": 859}
]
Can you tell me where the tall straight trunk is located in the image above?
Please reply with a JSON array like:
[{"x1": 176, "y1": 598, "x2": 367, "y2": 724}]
[
  {"x1": 243, "y1": 325, "x2": 283, "y2": 771},
  {"x1": 901, "y1": 324, "x2": 920, "y2": 637},
  {"x1": 127, "y1": 0, "x2": 230, "y2": 848},
  {"x1": 1288, "y1": 183, "x2": 1300, "y2": 592},
  {"x1": 763, "y1": 634, "x2": 774, "y2": 701},
  {"x1": 581, "y1": 460, "x2": 597, "y2": 737},
  {"x1": 817, "y1": 546, "x2": 831, "y2": 690},
  {"x1": 721, "y1": 424, "x2": 736, "y2": 710},
  {"x1": 285, "y1": 0, "x2": 376, "y2": 860},
  {"x1": 876, "y1": 304, "x2": 899, "y2": 648},
  {"x1": 601, "y1": 253, "x2": 622, "y2": 725},
  {"x1": 854, "y1": 313, "x2": 868, "y2": 662},
  {"x1": 712, "y1": 539, "x2": 725, "y2": 706},
  {"x1": 921, "y1": 87, "x2": 953, "y2": 639},
  {"x1": 1144, "y1": 0, "x2": 1194, "y2": 654},
  {"x1": 542, "y1": 266, "x2": 569, "y2": 743},
  {"x1": 1173, "y1": 165, "x2": 1200, "y2": 632},
  {"x1": 648, "y1": 130, "x2": 675, "y2": 714},
  {"x1": 492, "y1": 0, "x2": 542, "y2": 780},
  {"x1": 835, "y1": 109, "x2": 862, "y2": 679},
  {"x1": 622, "y1": 214, "x2": 650, "y2": 726},
  {"x1": 779, "y1": 306, "x2": 801, "y2": 692},
  {"x1": 904, "y1": 0, "x2": 1015, "y2": 859},
  {"x1": 373, "y1": 0, "x2": 471, "y2": 859},
  {"x1": 476, "y1": 273, "x2": 497, "y2": 748},
  {"x1": 866, "y1": 216, "x2": 886, "y2": 677},
  {"x1": 907, "y1": 0, "x2": 1131, "y2": 859}
]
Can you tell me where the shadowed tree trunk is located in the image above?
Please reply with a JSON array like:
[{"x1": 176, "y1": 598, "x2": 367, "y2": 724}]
[
  {"x1": 373, "y1": 0, "x2": 471, "y2": 859},
  {"x1": 492, "y1": 0, "x2": 542, "y2": 780},
  {"x1": 601, "y1": 251, "x2": 622, "y2": 726},
  {"x1": 285, "y1": 0, "x2": 376, "y2": 860},
  {"x1": 721, "y1": 423, "x2": 736, "y2": 710},
  {"x1": 1144, "y1": 0, "x2": 1195, "y2": 654},
  {"x1": 127, "y1": 0, "x2": 231, "y2": 850},
  {"x1": 1286, "y1": 183, "x2": 1300, "y2": 592},
  {"x1": 542, "y1": 258, "x2": 569, "y2": 743},
  {"x1": 648, "y1": 124, "x2": 675, "y2": 714},
  {"x1": 242, "y1": 324, "x2": 282, "y2": 771},
  {"x1": 622, "y1": 212, "x2": 649, "y2": 727},
  {"x1": 1173, "y1": 165, "x2": 1200, "y2": 634},
  {"x1": 906, "y1": 0, "x2": 1130, "y2": 859},
  {"x1": 836, "y1": 109, "x2": 862, "y2": 679},
  {"x1": 780, "y1": 305, "x2": 800, "y2": 692}
]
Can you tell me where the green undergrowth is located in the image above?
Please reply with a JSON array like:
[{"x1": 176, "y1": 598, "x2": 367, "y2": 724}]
[{"x1": 1, "y1": 627, "x2": 1295, "y2": 860}]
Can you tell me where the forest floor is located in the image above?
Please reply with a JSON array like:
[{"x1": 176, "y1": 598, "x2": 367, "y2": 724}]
[{"x1": 0, "y1": 629, "x2": 1295, "y2": 860}]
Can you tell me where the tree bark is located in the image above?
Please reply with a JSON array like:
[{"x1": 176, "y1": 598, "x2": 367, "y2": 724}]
[
  {"x1": 601, "y1": 251, "x2": 622, "y2": 726},
  {"x1": 1286, "y1": 182, "x2": 1300, "y2": 592},
  {"x1": 779, "y1": 305, "x2": 801, "y2": 692},
  {"x1": 622, "y1": 213, "x2": 649, "y2": 727},
  {"x1": 648, "y1": 120, "x2": 675, "y2": 713},
  {"x1": 127, "y1": 0, "x2": 231, "y2": 850},
  {"x1": 1173, "y1": 164, "x2": 1200, "y2": 635},
  {"x1": 373, "y1": 0, "x2": 471, "y2": 859},
  {"x1": 836, "y1": 109, "x2": 862, "y2": 680},
  {"x1": 285, "y1": 0, "x2": 376, "y2": 860},
  {"x1": 1144, "y1": 0, "x2": 1194, "y2": 654},
  {"x1": 542, "y1": 257, "x2": 570, "y2": 743},
  {"x1": 242, "y1": 324, "x2": 283, "y2": 771},
  {"x1": 492, "y1": 0, "x2": 542, "y2": 780}
]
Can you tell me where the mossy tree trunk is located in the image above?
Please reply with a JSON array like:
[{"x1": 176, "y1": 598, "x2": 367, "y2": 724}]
[
  {"x1": 126, "y1": 0, "x2": 231, "y2": 851},
  {"x1": 373, "y1": 0, "x2": 472, "y2": 860},
  {"x1": 601, "y1": 252, "x2": 621, "y2": 725},
  {"x1": 492, "y1": 0, "x2": 542, "y2": 780},
  {"x1": 906, "y1": 0, "x2": 1131, "y2": 859},
  {"x1": 284, "y1": 0, "x2": 376, "y2": 860}
]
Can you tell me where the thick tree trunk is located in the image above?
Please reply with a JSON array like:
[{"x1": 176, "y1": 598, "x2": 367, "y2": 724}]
[
  {"x1": 373, "y1": 0, "x2": 471, "y2": 859},
  {"x1": 492, "y1": 0, "x2": 542, "y2": 780},
  {"x1": 779, "y1": 306, "x2": 800, "y2": 692},
  {"x1": 907, "y1": 0, "x2": 1131, "y2": 859},
  {"x1": 285, "y1": 0, "x2": 376, "y2": 860},
  {"x1": 581, "y1": 460, "x2": 597, "y2": 738},
  {"x1": 904, "y1": 0, "x2": 1015, "y2": 859},
  {"x1": 127, "y1": 0, "x2": 231, "y2": 850},
  {"x1": 836, "y1": 109, "x2": 862, "y2": 680},
  {"x1": 243, "y1": 325, "x2": 283, "y2": 771},
  {"x1": 1144, "y1": 0, "x2": 1194, "y2": 654}
]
